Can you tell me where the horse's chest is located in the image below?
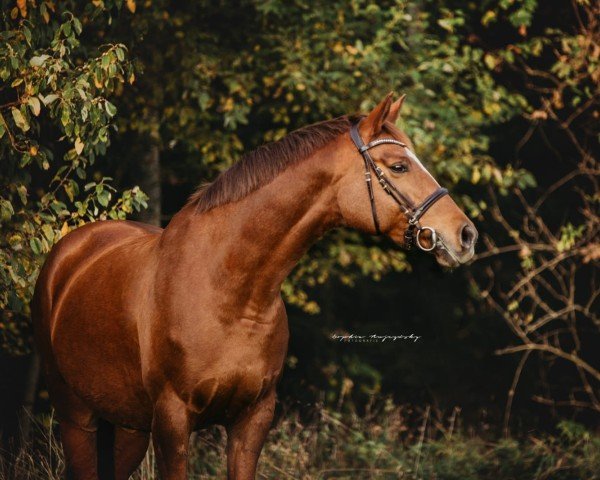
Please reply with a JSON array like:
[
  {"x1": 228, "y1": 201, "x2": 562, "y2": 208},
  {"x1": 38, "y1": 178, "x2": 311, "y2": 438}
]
[
  {"x1": 187, "y1": 368, "x2": 280, "y2": 425},
  {"x1": 159, "y1": 313, "x2": 289, "y2": 425}
]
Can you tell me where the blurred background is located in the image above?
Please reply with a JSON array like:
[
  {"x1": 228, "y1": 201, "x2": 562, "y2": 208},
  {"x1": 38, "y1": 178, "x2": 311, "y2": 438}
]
[{"x1": 0, "y1": 0, "x2": 598, "y2": 477}]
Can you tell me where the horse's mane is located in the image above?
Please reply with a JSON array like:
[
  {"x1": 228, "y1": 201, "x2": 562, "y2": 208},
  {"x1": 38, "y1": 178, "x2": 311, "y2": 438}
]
[{"x1": 188, "y1": 114, "x2": 362, "y2": 213}]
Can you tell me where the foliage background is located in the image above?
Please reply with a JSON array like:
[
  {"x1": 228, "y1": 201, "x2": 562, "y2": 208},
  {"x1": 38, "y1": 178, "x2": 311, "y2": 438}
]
[{"x1": 0, "y1": 0, "x2": 598, "y2": 460}]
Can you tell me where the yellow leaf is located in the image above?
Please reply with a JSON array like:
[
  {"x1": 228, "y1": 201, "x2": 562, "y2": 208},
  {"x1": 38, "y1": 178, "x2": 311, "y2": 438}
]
[
  {"x1": 126, "y1": 0, "x2": 136, "y2": 13},
  {"x1": 481, "y1": 10, "x2": 496, "y2": 26},
  {"x1": 17, "y1": 0, "x2": 27, "y2": 17},
  {"x1": 60, "y1": 222, "x2": 69, "y2": 238},
  {"x1": 484, "y1": 53, "x2": 498, "y2": 70},
  {"x1": 518, "y1": 24, "x2": 527, "y2": 37},
  {"x1": 28, "y1": 97, "x2": 41, "y2": 116},
  {"x1": 64, "y1": 183, "x2": 74, "y2": 202},
  {"x1": 530, "y1": 110, "x2": 548, "y2": 120},
  {"x1": 75, "y1": 137, "x2": 84, "y2": 155},
  {"x1": 223, "y1": 97, "x2": 234, "y2": 112},
  {"x1": 492, "y1": 168, "x2": 503, "y2": 183}
]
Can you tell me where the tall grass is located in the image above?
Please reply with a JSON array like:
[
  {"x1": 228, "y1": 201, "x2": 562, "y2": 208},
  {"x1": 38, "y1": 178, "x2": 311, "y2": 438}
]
[{"x1": 2, "y1": 404, "x2": 599, "y2": 479}]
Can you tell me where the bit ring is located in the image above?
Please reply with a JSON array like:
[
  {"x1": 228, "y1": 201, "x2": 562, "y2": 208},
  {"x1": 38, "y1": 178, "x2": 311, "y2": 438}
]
[{"x1": 416, "y1": 227, "x2": 437, "y2": 252}]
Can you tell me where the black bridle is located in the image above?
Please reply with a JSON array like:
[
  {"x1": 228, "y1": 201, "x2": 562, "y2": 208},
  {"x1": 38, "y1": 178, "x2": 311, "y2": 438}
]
[{"x1": 350, "y1": 121, "x2": 449, "y2": 252}]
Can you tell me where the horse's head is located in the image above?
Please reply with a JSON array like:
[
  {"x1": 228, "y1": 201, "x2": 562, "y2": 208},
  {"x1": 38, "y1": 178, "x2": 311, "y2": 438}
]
[{"x1": 335, "y1": 93, "x2": 477, "y2": 267}]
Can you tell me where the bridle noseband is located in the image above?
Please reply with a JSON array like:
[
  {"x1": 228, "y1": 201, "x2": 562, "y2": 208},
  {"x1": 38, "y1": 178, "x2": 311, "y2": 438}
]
[{"x1": 350, "y1": 121, "x2": 450, "y2": 253}]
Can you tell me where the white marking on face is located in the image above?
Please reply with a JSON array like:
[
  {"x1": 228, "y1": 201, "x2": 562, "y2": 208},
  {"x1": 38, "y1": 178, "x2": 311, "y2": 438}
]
[{"x1": 404, "y1": 148, "x2": 440, "y2": 186}]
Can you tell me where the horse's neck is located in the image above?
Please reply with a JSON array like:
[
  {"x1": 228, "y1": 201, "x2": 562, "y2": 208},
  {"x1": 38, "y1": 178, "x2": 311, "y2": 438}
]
[{"x1": 162, "y1": 146, "x2": 341, "y2": 312}]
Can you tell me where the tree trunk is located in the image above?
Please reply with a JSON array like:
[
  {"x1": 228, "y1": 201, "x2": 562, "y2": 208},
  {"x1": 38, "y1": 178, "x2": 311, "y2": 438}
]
[
  {"x1": 137, "y1": 143, "x2": 161, "y2": 226},
  {"x1": 19, "y1": 349, "x2": 40, "y2": 443}
]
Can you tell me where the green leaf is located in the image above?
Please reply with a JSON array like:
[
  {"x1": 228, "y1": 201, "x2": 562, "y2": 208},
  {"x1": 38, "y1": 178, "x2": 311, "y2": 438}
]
[
  {"x1": 30, "y1": 237, "x2": 43, "y2": 255},
  {"x1": 73, "y1": 17, "x2": 82, "y2": 35},
  {"x1": 23, "y1": 26, "x2": 32, "y2": 44},
  {"x1": 29, "y1": 55, "x2": 50, "y2": 67},
  {"x1": 60, "y1": 108, "x2": 70, "y2": 127},
  {"x1": 0, "y1": 199, "x2": 14, "y2": 222},
  {"x1": 97, "y1": 189, "x2": 111, "y2": 207},
  {"x1": 104, "y1": 101, "x2": 117, "y2": 117},
  {"x1": 42, "y1": 224, "x2": 55, "y2": 243},
  {"x1": 17, "y1": 185, "x2": 27, "y2": 205},
  {"x1": 11, "y1": 108, "x2": 29, "y2": 132},
  {"x1": 41, "y1": 94, "x2": 59, "y2": 106}
]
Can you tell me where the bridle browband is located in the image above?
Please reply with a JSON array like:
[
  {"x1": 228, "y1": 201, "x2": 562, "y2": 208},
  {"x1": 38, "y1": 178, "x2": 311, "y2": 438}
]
[{"x1": 350, "y1": 120, "x2": 450, "y2": 253}]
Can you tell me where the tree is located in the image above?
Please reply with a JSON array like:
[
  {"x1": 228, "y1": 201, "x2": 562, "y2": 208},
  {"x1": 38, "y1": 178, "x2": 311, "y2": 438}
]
[
  {"x1": 3, "y1": 0, "x2": 595, "y2": 429},
  {"x1": 99, "y1": 0, "x2": 534, "y2": 313},
  {"x1": 470, "y1": 0, "x2": 599, "y2": 428},
  {"x1": 0, "y1": 0, "x2": 147, "y2": 354}
]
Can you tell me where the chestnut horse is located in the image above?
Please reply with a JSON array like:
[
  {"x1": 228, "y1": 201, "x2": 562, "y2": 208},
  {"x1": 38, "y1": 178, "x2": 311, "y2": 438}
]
[{"x1": 33, "y1": 94, "x2": 477, "y2": 480}]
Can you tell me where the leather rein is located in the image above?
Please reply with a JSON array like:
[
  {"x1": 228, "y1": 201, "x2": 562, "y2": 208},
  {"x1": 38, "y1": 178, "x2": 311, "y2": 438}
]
[{"x1": 349, "y1": 121, "x2": 451, "y2": 253}]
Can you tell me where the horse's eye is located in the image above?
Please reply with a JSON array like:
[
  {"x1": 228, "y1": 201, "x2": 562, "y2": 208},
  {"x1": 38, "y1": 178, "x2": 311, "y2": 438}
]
[{"x1": 390, "y1": 163, "x2": 408, "y2": 174}]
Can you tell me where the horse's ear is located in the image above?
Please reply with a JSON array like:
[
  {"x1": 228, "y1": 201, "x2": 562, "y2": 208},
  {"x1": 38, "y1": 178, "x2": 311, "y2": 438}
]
[
  {"x1": 386, "y1": 93, "x2": 406, "y2": 124},
  {"x1": 360, "y1": 92, "x2": 394, "y2": 139}
]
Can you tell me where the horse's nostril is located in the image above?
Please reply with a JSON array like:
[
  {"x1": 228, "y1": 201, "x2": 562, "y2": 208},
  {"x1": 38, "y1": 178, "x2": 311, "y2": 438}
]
[{"x1": 460, "y1": 223, "x2": 477, "y2": 250}]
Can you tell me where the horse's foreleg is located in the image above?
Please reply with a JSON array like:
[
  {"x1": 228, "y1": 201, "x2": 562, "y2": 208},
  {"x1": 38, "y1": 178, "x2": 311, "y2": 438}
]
[
  {"x1": 113, "y1": 426, "x2": 150, "y2": 480},
  {"x1": 60, "y1": 420, "x2": 99, "y2": 480},
  {"x1": 151, "y1": 391, "x2": 191, "y2": 480},
  {"x1": 226, "y1": 390, "x2": 276, "y2": 480}
]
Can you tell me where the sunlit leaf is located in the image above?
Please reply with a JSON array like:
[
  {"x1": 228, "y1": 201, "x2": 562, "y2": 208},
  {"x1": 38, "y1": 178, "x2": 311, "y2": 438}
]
[
  {"x1": 28, "y1": 97, "x2": 41, "y2": 116},
  {"x1": 11, "y1": 108, "x2": 29, "y2": 132}
]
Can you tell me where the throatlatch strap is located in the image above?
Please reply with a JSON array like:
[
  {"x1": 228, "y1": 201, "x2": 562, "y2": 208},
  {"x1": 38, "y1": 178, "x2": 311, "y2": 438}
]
[
  {"x1": 350, "y1": 124, "x2": 381, "y2": 234},
  {"x1": 363, "y1": 157, "x2": 380, "y2": 234}
]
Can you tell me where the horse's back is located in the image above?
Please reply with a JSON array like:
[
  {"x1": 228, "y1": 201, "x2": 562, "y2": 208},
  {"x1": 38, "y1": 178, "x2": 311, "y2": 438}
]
[
  {"x1": 33, "y1": 220, "x2": 161, "y2": 331},
  {"x1": 33, "y1": 220, "x2": 162, "y2": 427}
]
